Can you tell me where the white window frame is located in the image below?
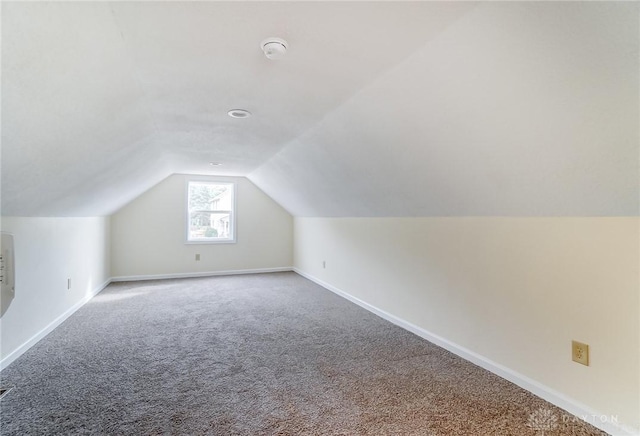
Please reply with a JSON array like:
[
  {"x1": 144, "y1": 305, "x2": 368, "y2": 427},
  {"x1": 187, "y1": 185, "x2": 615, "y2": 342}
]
[{"x1": 185, "y1": 179, "x2": 237, "y2": 244}]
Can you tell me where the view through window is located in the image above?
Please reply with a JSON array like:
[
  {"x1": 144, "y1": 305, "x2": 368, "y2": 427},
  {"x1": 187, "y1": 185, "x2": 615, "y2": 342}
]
[{"x1": 187, "y1": 181, "x2": 235, "y2": 242}]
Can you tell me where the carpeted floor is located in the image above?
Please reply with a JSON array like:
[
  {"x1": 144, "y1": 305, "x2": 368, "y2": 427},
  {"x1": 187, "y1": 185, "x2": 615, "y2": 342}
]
[{"x1": 1, "y1": 272, "x2": 606, "y2": 435}]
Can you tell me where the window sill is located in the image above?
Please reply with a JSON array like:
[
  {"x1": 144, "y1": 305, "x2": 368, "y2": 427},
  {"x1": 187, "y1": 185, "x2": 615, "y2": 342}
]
[{"x1": 185, "y1": 239, "x2": 237, "y2": 245}]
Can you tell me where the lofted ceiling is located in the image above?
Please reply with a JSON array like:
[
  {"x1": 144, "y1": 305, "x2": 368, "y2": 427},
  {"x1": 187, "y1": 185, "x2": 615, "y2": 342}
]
[{"x1": 2, "y1": 1, "x2": 638, "y2": 217}]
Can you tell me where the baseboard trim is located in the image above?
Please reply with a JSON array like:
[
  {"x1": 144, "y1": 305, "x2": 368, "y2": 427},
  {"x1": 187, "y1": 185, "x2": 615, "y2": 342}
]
[
  {"x1": 111, "y1": 267, "x2": 294, "y2": 282},
  {"x1": 0, "y1": 278, "x2": 112, "y2": 372},
  {"x1": 294, "y1": 268, "x2": 638, "y2": 436}
]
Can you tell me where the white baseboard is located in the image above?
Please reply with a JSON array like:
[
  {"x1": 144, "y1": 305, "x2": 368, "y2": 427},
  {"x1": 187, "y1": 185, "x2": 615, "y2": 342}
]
[
  {"x1": 0, "y1": 278, "x2": 112, "y2": 371},
  {"x1": 111, "y1": 267, "x2": 293, "y2": 282},
  {"x1": 293, "y1": 268, "x2": 638, "y2": 436}
]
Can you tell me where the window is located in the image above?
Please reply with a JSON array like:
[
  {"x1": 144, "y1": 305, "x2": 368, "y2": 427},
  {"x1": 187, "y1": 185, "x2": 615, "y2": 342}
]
[{"x1": 187, "y1": 181, "x2": 235, "y2": 243}]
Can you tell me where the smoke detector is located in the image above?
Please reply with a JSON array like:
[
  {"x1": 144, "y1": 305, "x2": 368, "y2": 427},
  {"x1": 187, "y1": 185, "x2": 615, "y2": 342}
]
[{"x1": 261, "y1": 38, "x2": 288, "y2": 60}]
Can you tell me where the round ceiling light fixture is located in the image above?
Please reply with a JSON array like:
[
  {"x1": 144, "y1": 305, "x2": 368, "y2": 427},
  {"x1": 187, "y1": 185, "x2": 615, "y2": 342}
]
[
  {"x1": 227, "y1": 109, "x2": 251, "y2": 119},
  {"x1": 261, "y1": 37, "x2": 288, "y2": 60}
]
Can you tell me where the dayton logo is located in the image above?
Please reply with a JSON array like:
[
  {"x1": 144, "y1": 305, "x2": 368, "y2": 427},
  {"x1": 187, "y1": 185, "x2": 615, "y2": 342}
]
[{"x1": 527, "y1": 407, "x2": 559, "y2": 435}]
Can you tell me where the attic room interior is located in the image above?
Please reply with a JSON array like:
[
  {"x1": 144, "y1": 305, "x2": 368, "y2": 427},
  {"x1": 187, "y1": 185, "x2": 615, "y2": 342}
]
[{"x1": 0, "y1": 1, "x2": 638, "y2": 435}]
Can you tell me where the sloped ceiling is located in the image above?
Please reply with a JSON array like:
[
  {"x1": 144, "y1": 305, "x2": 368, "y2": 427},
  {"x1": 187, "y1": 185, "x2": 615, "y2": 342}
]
[{"x1": 2, "y1": 2, "x2": 638, "y2": 217}]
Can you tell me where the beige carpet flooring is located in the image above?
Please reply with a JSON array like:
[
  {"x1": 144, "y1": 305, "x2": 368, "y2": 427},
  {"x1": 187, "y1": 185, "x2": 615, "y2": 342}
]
[{"x1": 0, "y1": 272, "x2": 607, "y2": 435}]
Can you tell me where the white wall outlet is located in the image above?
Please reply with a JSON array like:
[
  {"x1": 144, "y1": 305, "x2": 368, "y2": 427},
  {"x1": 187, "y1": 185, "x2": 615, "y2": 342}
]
[
  {"x1": 322, "y1": 260, "x2": 326, "y2": 269},
  {"x1": 67, "y1": 278, "x2": 71, "y2": 290},
  {"x1": 195, "y1": 254, "x2": 200, "y2": 261}
]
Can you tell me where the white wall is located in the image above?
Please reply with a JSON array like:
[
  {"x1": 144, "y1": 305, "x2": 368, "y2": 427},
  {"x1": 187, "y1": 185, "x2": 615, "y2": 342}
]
[
  {"x1": 0, "y1": 217, "x2": 111, "y2": 366},
  {"x1": 294, "y1": 217, "x2": 639, "y2": 434},
  {"x1": 250, "y1": 2, "x2": 639, "y2": 218},
  {"x1": 111, "y1": 175, "x2": 293, "y2": 278}
]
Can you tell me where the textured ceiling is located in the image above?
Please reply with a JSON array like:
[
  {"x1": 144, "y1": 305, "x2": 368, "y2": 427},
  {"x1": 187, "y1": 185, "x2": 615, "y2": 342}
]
[{"x1": 2, "y1": 2, "x2": 638, "y2": 217}]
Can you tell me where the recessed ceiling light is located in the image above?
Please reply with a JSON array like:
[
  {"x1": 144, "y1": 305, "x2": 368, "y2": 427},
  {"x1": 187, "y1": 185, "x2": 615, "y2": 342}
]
[
  {"x1": 228, "y1": 109, "x2": 251, "y2": 119},
  {"x1": 209, "y1": 162, "x2": 222, "y2": 166}
]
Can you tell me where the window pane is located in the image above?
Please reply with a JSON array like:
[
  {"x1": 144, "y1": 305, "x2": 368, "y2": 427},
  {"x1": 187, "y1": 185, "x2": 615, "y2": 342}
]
[
  {"x1": 187, "y1": 181, "x2": 234, "y2": 242},
  {"x1": 188, "y1": 183, "x2": 231, "y2": 212},
  {"x1": 189, "y1": 212, "x2": 231, "y2": 240}
]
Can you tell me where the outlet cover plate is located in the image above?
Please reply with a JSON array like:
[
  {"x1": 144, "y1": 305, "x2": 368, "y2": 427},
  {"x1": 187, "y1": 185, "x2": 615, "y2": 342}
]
[{"x1": 572, "y1": 340, "x2": 589, "y2": 366}]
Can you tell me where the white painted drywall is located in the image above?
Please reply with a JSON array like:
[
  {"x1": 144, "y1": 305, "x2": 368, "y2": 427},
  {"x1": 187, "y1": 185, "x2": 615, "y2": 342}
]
[
  {"x1": 5, "y1": 2, "x2": 637, "y2": 218},
  {"x1": 0, "y1": 217, "x2": 111, "y2": 363},
  {"x1": 251, "y1": 2, "x2": 639, "y2": 217},
  {"x1": 294, "y1": 217, "x2": 640, "y2": 433},
  {"x1": 1, "y1": 1, "x2": 474, "y2": 216},
  {"x1": 110, "y1": 175, "x2": 292, "y2": 278}
]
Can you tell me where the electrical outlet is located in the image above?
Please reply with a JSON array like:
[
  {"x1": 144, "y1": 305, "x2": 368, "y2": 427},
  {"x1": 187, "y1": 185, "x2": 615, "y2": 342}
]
[
  {"x1": 322, "y1": 261, "x2": 326, "y2": 269},
  {"x1": 572, "y1": 340, "x2": 589, "y2": 366},
  {"x1": 67, "y1": 278, "x2": 71, "y2": 290},
  {"x1": 195, "y1": 254, "x2": 200, "y2": 261}
]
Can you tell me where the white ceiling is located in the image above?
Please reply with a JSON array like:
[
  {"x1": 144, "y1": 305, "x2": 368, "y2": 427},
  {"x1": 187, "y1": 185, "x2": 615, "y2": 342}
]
[{"x1": 2, "y1": 1, "x2": 638, "y2": 217}]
